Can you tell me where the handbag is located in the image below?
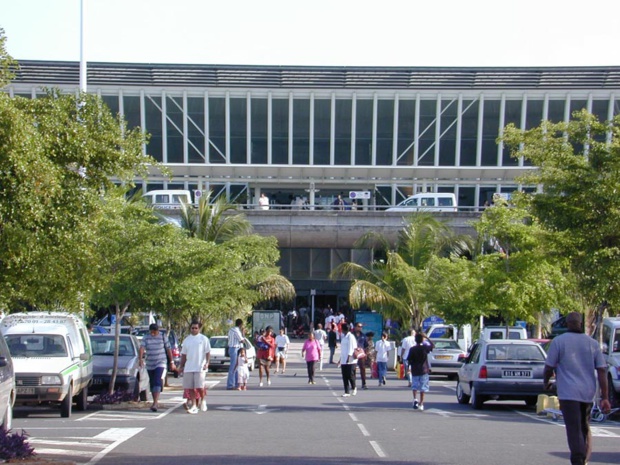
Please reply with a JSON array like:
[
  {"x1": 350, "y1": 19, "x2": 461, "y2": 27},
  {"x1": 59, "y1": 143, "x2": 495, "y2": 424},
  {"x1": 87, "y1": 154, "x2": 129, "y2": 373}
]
[{"x1": 353, "y1": 347, "x2": 367, "y2": 360}]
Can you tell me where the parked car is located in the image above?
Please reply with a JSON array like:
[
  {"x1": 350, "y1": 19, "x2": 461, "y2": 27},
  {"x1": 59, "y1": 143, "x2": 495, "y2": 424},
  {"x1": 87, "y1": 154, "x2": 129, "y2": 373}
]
[
  {"x1": 209, "y1": 336, "x2": 256, "y2": 372},
  {"x1": 89, "y1": 334, "x2": 148, "y2": 400},
  {"x1": 550, "y1": 316, "x2": 569, "y2": 338},
  {"x1": 0, "y1": 335, "x2": 15, "y2": 431},
  {"x1": 456, "y1": 339, "x2": 548, "y2": 409},
  {"x1": 429, "y1": 339, "x2": 466, "y2": 379}
]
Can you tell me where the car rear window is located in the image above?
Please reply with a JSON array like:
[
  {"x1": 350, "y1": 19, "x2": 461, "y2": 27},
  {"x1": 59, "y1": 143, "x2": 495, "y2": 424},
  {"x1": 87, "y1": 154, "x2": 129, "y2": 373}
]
[
  {"x1": 210, "y1": 338, "x2": 227, "y2": 348},
  {"x1": 486, "y1": 344, "x2": 545, "y2": 362}
]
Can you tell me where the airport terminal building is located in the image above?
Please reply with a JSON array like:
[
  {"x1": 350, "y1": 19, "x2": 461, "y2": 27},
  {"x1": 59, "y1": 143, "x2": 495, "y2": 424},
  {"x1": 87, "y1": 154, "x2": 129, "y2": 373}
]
[{"x1": 6, "y1": 61, "x2": 620, "y2": 310}]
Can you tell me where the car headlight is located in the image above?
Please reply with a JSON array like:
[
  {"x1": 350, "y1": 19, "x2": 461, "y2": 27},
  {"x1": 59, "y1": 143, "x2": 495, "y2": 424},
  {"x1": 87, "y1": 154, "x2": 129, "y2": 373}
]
[
  {"x1": 107, "y1": 368, "x2": 130, "y2": 375},
  {"x1": 41, "y1": 375, "x2": 62, "y2": 385}
]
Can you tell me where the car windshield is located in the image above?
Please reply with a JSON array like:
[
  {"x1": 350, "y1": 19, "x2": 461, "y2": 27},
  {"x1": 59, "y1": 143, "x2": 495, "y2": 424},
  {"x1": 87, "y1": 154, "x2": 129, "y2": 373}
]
[
  {"x1": 433, "y1": 340, "x2": 461, "y2": 350},
  {"x1": 210, "y1": 338, "x2": 228, "y2": 349},
  {"x1": 486, "y1": 344, "x2": 545, "y2": 362},
  {"x1": 7, "y1": 334, "x2": 68, "y2": 357},
  {"x1": 91, "y1": 336, "x2": 136, "y2": 356}
]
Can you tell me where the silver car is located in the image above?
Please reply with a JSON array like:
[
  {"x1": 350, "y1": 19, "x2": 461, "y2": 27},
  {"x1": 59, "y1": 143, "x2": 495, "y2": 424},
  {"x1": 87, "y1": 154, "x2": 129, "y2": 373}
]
[
  {"x1": 429, "y1": 339, "x2": 466, "y2": 380},
  {"x1": 89, "y1": 334, "x2": 149, "y2": 400},
  {"x1": 456, "y1": 339, "x2": 547, "y2": 409}
]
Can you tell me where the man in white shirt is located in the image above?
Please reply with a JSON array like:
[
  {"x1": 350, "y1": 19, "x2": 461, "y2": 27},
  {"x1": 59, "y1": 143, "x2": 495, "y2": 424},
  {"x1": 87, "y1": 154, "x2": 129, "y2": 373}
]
[
  {"x1": 400, "y1": 329, "x2": 416, "y2": 387},
  {"x1": 179, "y1": 321, "x2": 211, "y2": 414},
  {"x1": 375, "y1": 332, "x2": 393, "y2": 386},
  {"x1": 313, "y1": 323, "x2": 328, "y2": 370},
  {"x1": 274, "y1": 328, "x2": 291, "y2": 374},
  {"x1": 339, "y1": 324, "x2": 358, "y2": 397}
]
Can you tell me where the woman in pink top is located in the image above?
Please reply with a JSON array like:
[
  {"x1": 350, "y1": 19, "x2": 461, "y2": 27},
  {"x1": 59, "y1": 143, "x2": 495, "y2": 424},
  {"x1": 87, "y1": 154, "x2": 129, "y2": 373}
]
[{"x1": 301, "y1": 332, "x2": 322, "y2": 384}]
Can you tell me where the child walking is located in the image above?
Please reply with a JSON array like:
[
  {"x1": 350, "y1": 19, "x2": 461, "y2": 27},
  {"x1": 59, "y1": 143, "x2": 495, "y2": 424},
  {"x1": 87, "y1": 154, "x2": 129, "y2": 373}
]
[{"x1": 235, "y1": 347, "x2": 250, "y2": 390}]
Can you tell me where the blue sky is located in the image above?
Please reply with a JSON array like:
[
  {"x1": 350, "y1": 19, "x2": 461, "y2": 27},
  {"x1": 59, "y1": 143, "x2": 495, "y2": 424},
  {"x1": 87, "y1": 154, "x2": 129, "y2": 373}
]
[{"x1": 2, "y1": 0, "x2": 619, "y2": 67}]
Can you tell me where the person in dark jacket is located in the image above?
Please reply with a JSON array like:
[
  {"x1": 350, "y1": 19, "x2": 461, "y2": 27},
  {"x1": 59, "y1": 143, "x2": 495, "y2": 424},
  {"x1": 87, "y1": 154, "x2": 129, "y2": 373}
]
[{"x1": 406, "y1": 332, "x2": 434, "y2": 411}]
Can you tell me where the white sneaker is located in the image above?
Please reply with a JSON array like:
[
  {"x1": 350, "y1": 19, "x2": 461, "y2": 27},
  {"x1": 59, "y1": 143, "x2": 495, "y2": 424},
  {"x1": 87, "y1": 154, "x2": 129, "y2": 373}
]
[
  {"x1": 352, "y1": 388, "x2": 357, "y2": 396},
  {"x1": 342, "y1": 393, "x2": 351, "y2": 397},
  {"x1": 188, "y1": 406, "x2": 199, "y2": 414},
  {"x1": 419, "y1": 404, "x2": 424, "y2": 411},
  {"x1": 259, "y1": 382, "x2": 264, "y2": 387},
  {"x1": 267, "y1": 379, "x2": 271, "y2": 386},
  {"x1": 200, "y1": 399, "x2": 207, "y2": 412}
]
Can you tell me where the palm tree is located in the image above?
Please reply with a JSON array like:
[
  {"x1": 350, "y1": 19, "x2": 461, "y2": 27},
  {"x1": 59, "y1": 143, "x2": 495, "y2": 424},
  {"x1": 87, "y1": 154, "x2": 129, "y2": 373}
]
[
  {"x1": 178, "y1": 190, "x2": 253, "y2": 243},
  {"x1": 178, "y1": 190, "x2": 295, "y2": 308},
  {"x1": 331, "y1": 213, "x2": 472, "y2": 328}
]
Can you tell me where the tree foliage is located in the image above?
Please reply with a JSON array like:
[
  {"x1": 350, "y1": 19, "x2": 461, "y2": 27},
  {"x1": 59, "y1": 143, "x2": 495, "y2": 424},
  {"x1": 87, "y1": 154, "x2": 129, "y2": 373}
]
[
  {"x1": 332, "y1": 214, "x2": 472, "y2": 328},
  {"x1": 0, "y1": 86, "x2": 150, "y2": 310},
  {"x1": 503, "y1": 111, "x2": 620, "y2": 312}
]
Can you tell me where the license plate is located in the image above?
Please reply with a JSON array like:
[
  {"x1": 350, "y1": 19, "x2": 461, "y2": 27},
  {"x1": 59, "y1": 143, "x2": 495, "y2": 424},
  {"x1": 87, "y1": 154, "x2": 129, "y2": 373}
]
[
  {"x1": 503, "y1": 370, "x2": 532, "y2": 378},
  {"x1": 17, "y1": 387, "x2": 35, "y2": 395},
  {"x1": 435, "y1": 355, "x2": 452, "y2": 360},
  {"x1": 92, "y1": 378, "x2": 103, "y2": 385}
]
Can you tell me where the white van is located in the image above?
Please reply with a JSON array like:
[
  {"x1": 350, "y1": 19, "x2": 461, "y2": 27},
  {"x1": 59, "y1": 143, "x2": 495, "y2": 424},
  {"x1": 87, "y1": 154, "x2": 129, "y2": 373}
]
[
  {"x1": 142, "y1": 189, "x2": 192, "y2": 209},
  {"x1": 386, "y1": 193, "x2": 457, "y2": 212},
  {"x1": 1, "y1": 312, "x2": 93, "y2": 418},
  {"x1": 481, "y1": 326, "x2": 528, "y2": 340}
]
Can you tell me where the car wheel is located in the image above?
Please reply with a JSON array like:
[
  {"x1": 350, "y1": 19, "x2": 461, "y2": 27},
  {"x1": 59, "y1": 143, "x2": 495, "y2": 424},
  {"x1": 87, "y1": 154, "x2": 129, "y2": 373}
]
[
  {"x1": 74, "y1": 386, "x2": 88, "y2": 411},
  {"x1": 1, "y1": 397, "x2": 12, "y2": 431},
  {"x1": 471, "y1": 386, "x2": 485, "y2": 410},
  {"x1": 61, "y1": 385, "x2": 73, "y2": 418},
  {"x1": 609, "y1": 375, "x2": 619, "y2": 408},
  {"x1": 525, "y1": 396, "x2": 537, "y2": 407},
  {"x1": 456, "y1": 381, "x2": 470, "y2": 404}
]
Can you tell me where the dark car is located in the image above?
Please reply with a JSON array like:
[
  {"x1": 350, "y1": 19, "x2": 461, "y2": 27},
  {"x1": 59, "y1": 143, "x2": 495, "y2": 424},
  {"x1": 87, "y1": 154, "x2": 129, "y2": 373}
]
[
  {"x1": 456, "y1": 339, "x2": 548, "y2": 409},
  {"x1": 0, "y1": 335, "x2": 15, "y2": 431},
  {"x1": 89, "y1": 334, "x2": 148, "y2": 400}
]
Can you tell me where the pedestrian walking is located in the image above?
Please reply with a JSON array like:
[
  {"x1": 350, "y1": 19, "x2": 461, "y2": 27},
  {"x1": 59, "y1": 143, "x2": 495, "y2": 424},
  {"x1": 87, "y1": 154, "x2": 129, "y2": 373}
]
[
  {"x1": 375, "y1": 332, "x2": 392, "y2": 386},
  {"x1": 407, "y1": 332, "x2": 434, "y2": 411},
  {"x1": 235, "y1": 347, "x2": 250, "y2": 390},
  {"x1": 274, "y1": 328, "x2": 291, "y2": 374},
  {"x1": 400, "y1": 329, "x2": 416, "y2": 387},
  {"x1": 313, "y1": 323, "x2": 327, "y2": 370},
  {"x1": 256, "y1": 326, "x2": 276, "y2": 387},
  {"x1": 227, "y1": 319, "x2": 245, "y2": 390},
  {"x1": 178, "y1": 320, "x2": 211, "y2": 414},
  {"x1": 543, "y1": 312, "x2": 611, "y2": 465},
  {"x1": 339, "y1": 324, "x2": 358, "y2": 397},
  {"x1": 139, "y1": 323, "x2": 176, "y2": 412},
  {"x1": 301, "y1": 332, "x2": 322, "y2": 384},
  {"x1": 328, "y1": 323, "x2": 338, "y2": 364},
  {"x1": 353, "y1": 323, "x2": 369, "y2": 389}
]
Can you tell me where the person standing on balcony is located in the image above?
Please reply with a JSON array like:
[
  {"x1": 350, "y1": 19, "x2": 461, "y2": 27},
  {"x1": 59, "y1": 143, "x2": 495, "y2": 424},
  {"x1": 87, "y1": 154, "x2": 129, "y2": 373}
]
[{"x1": 258, "y1": 193, "x2": 270, "y2": 210}]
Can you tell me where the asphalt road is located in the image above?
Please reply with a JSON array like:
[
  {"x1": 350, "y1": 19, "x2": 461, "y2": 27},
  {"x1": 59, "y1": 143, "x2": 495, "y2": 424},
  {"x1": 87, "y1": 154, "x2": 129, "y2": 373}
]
[{"x1": 12, "y1": 341, "x2": 620, "y2": 465}]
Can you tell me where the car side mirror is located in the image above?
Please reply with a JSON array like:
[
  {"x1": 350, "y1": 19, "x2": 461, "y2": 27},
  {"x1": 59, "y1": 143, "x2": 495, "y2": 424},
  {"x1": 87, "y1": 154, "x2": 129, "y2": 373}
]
[
  {"x1": 0, "y1": 357, "x2": 6, "y2": 367},
  {"x1": 79, "y1": 353, "x2": 90, "y2": 361}
]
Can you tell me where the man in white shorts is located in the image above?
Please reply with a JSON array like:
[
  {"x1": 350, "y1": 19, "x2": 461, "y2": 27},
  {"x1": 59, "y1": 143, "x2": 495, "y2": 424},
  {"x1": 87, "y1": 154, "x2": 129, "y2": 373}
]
[
  {"x1": 179, "y1": 321, "x2": 211, "y2": 414},
  {"x1": 274, "y1": 328, "x2": 290, "y2": 374}
]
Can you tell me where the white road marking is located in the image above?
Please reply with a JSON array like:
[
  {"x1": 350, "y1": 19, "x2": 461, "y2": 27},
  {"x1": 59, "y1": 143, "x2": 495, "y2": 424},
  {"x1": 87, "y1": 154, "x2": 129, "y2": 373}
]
[
  {"x1": 357, "y1": 423, "x2": 370, "y2": 437},
  {"x1": 516, "y1": 410, "x2": 620, "y2": 437},
  {"x1": 369, "y1": 440, "x2": 387, "y2": 458},
  {"x1": 26, "y1": 427, "x2": 144, "y2": 464},
  {"x1": 425, "y1": 408, "x2": 488, "y2": 418},
  {"x1": 349, "y1": 413, "x2": 358, "y2": 422}
]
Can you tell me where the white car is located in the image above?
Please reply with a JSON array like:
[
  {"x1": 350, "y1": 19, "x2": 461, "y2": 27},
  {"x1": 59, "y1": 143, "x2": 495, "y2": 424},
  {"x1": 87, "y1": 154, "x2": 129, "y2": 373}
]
[{"x1": 209, "y1": 336, "x2": 256, "y2": 372}]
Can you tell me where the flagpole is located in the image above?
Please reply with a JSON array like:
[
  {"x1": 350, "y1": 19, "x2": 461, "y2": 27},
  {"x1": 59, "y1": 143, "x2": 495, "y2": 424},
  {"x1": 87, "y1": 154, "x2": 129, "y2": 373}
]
[{"x1": 79, "y1": 0, "x2": 87, "y2": 93}]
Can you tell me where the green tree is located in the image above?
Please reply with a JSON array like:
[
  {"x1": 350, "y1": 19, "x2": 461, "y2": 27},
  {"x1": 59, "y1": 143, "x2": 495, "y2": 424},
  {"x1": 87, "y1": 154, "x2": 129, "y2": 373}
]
[
  {"x1": 178, "y1": 190, "x2": 253, "y2": 243},
  {"x1": 472, "y1": 201, "x2": 578, "y2": 329},
  {"x1": 0, "y1": 85, "x2": 151, "y2": 310},
  {"x1": 331, "y1": 213, "x2": 472, "y2": 328},
  {"x1": 502, "y1": 111, "x2": 620, "y2": 317}
]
